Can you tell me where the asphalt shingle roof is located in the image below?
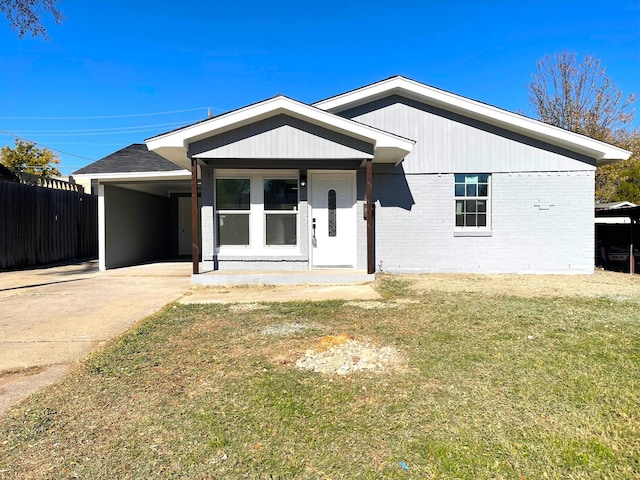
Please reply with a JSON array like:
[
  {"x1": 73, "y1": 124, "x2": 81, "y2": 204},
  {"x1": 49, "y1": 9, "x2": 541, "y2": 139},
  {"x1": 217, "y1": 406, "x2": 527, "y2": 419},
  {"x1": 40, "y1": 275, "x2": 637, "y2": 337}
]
[{"x1": 73, "y1": 144, "x2": 183, "y2": 175}]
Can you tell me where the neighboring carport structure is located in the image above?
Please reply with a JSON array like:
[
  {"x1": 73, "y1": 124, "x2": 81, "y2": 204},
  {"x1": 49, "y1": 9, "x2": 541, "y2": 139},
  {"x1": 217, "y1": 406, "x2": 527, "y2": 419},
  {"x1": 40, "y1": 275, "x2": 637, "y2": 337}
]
[
  {"x1": 595, "y1": 205, "x2": 640, "y2": 274},
  {"x1": 73, "y1": 144, "x2": 196, "y2": 270}
]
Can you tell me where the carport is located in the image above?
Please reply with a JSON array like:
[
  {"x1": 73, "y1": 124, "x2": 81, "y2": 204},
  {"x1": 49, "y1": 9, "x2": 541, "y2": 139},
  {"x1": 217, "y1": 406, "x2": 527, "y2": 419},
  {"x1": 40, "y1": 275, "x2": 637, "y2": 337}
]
[
  {"x1": 74, "y1": 144, "x2": 198, "y2": 270},
  {"x1": 595, "y1": 205, "x2": 640, "y2": 274}
]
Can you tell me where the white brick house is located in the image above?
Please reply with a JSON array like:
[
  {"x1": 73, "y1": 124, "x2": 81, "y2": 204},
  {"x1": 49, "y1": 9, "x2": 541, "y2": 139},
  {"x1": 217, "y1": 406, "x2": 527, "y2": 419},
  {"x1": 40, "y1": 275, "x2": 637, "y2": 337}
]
[{"x1": 75, "y1": 76, "x2": 631, "y2": 281}]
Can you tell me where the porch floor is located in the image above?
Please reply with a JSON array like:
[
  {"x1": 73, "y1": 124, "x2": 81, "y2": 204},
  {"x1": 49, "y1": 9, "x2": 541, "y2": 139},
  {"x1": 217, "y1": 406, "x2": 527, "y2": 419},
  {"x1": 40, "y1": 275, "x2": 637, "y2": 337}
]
[{"x1": 193, "y1": 269, "x2": 375, "y2": 286}]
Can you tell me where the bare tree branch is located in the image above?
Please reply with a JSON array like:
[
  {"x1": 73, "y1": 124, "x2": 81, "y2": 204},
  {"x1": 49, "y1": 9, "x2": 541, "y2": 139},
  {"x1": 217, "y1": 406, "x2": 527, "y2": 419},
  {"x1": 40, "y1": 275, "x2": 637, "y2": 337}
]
[
  {"x1": 0, "y1": 0, "x2": 63, "y2": 39},
  {"x1": 528, "y1": 51, "x2": 636, "y2": 142}
]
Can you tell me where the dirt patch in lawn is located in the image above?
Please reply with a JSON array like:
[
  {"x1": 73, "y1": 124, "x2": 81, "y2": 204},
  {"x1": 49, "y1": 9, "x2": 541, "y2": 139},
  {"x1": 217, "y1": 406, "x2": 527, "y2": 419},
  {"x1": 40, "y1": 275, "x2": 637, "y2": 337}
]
[
  {"x1": 295, "y1": 334, "x2": 405, "y2": 376},
  {"x1": 401, "y1": 270, "x2": 640, "y2": 299},
  {"x1": 259, "y1": 325, "x2": 404, "y2": 375}
]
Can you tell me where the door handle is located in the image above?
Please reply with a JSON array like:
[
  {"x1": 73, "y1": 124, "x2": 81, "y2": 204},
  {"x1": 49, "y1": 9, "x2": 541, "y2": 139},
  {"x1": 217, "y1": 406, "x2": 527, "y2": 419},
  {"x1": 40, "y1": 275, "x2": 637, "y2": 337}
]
[{"x1": 312, "y1": 218, "x2": 316, "y2": 239}]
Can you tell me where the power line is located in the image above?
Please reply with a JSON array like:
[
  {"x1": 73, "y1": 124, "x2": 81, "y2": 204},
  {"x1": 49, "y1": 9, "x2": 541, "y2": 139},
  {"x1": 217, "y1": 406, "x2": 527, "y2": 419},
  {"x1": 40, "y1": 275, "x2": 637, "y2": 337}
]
[
  {"x1": 9, "y1": 119, "x2": 202, "y2": 135},
  {"x1": 0, "y1": 129, "x2": 97, "y2": 162},
  {"x1": 0, "y1": 107, "x2": 224, "y2": 120},
  {"x1": 8, "y1": 127, "x2": 188, "y2": 137}
]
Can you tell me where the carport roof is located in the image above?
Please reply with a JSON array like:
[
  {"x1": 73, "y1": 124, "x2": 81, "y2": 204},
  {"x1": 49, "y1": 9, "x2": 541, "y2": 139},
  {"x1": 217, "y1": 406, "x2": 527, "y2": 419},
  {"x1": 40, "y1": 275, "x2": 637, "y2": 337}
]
[
  {"x1": 595, "y1": 206, "x2": 640, "y2": 220},
  {"x1": 73, "y1": 144, "x2": 184, "y2": 175}
]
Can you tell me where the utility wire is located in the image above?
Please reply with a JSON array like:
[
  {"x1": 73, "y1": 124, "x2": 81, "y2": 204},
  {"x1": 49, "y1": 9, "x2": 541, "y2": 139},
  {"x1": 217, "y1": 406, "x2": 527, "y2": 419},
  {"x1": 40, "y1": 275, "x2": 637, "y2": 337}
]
[
  {"x1": 0, "y1": 107, "x2": 223, "y2": 120},
  {"x1": 0, "y1": 129, "x2": 97, "y2": 162},
  {"x1": 10, "y1": 119, "x2": 202, "y2": 135}
]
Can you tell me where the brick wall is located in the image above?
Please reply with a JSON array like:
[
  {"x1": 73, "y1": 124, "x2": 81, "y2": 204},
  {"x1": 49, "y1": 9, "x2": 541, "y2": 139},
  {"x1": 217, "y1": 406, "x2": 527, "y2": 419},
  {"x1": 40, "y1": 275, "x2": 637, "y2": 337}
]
[{"x1": 374, "y1": 171, "x2": 594, "y2": 274}]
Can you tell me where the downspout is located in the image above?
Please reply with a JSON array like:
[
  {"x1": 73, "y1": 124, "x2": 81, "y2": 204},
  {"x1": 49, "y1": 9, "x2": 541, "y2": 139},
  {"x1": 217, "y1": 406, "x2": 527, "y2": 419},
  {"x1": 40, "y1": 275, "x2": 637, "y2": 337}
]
[{"x1": 191, "y1": 157, "x2": 199, "y2": 275}]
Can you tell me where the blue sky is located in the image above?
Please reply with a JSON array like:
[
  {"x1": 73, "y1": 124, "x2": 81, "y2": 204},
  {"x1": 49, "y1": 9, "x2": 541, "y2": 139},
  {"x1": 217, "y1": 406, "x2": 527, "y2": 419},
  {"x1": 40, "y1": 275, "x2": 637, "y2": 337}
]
[{"x1": 1, "y1": 0, "x2": 638, "y2": 175}]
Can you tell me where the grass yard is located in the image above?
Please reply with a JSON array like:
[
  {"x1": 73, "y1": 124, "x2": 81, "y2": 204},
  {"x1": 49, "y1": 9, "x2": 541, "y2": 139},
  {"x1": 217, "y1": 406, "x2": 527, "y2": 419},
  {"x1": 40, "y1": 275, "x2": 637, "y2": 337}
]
[{"x1": 1, "y1": 273, "x2": 640, "y2": 479}]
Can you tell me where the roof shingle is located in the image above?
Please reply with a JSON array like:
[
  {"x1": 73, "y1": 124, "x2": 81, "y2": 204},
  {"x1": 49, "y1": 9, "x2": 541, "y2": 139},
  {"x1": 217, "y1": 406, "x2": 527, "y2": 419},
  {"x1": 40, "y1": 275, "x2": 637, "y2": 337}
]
[{"x1": 73, "y1": 144, "x2": 183, "y2": 175}]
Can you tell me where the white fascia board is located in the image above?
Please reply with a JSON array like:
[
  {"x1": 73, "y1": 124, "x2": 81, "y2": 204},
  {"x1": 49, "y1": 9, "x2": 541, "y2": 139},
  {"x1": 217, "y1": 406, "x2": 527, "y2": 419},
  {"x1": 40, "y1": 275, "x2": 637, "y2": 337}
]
[
  {"x1": 74, "y1": 170, "x2": 190, "y2": 182},
  {"x1": 146, "y1": 96, "x2": 414, "y2": 164},
  {"x1": 595, "y1": 217, "x2": 632, "y2": 224},
  {"x1": 315, "y1": 76, "x2": 632, "y2": 163}
]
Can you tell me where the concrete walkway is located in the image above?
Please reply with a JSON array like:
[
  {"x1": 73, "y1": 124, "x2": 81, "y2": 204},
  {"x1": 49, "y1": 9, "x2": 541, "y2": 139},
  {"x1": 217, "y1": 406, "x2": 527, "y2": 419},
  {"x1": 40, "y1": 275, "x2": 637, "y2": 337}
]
[{"x1": 0, "y1": 261, "x2": 380, "y2": 417}]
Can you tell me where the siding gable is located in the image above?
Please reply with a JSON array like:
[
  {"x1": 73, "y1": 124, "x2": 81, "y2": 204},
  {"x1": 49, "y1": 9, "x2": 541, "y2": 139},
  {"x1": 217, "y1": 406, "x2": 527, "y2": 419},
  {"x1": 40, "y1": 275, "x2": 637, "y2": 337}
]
[
  {"x1": 340, "y1": 95, "x2": 597, "y2": 174},
  {"x1": 189, "y1": 114, "x2": 374, "y2": 160}
]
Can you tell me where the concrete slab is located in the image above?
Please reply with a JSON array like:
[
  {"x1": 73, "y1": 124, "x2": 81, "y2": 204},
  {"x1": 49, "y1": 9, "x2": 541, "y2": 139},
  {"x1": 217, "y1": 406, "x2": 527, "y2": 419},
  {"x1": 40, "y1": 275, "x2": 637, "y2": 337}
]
[
  {"x1": 181, "y1": 284, "x2": 382, "y2": 304},
  {"x1": 193, "y1": 269, "x2": 375, "y2": 286}
]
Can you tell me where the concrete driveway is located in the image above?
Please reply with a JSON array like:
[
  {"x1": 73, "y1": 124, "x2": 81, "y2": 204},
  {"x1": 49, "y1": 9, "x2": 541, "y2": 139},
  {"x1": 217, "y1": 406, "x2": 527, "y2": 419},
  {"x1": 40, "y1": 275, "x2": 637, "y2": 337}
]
[
  {"x1": 0, "y1": 260, "x2": 381, "y2": 417},
  {"x1": 0, "y1": 260, "x2": 192, "y2": 416}
]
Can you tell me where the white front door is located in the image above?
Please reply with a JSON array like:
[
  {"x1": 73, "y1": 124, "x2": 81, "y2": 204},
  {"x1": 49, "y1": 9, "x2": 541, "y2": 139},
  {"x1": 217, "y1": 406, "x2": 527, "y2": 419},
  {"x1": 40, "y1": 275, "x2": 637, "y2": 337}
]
[
  {"x1": 178, "y1": 196, "x2": 192, "y2": 256},
  {"x1": 310, "y1": 172, "x2": 356, "y2": 268}
]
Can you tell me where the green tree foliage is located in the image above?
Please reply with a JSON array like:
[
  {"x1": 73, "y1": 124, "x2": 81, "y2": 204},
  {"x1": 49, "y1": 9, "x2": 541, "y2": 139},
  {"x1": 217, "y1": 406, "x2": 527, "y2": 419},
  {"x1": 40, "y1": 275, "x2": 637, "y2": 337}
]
[
  {"x1": 1, "y1": 139, "x2": 61, "y2": 178},
  {"x1": 528, "y1": 51, "x2": 639, "y2": 203},
  {"x1": 595, "y1": 130, "x2": 640, "y2": 203},
  {"x1": 0, "y1": 0, "x2": 62, "y2": 38}
]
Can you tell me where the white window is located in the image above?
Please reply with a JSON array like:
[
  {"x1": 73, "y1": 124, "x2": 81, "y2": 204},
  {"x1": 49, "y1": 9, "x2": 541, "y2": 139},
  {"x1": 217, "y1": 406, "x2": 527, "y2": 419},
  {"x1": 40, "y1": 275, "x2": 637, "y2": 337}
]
[
  {"x1": 215, "y1": 171, "x2": 299, "y2": 254},
  {"x1": 455, "y1": 174, "x2": 490, "y2": 230},
  {"x1": 264, "y1": 179, "x2": 298, "y2": 246},
  {"x1": 216, "y1": 178, "x2": 250, "y2": 246}
]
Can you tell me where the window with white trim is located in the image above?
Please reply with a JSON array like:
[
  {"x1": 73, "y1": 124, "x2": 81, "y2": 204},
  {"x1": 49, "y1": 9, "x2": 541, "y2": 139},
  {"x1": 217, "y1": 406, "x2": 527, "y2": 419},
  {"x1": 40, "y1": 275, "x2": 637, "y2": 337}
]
[
  {"x1": 264, "y1": 179, "x2": 298, "y2": 246},
  {"x1": 216, "y1": 178, "x2": 250, "y2": 246},
  {"x1": 215, "y1": 172, "x2": 299, "y2": 252},
  {"x1": 455, "y1": 174, "x2": 490, "y2": 229}
]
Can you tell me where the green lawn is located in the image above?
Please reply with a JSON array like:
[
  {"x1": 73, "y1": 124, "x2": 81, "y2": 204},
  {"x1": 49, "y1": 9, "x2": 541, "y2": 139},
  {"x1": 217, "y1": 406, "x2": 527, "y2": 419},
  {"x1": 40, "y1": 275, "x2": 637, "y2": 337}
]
[{"x1": 1, "y1": 276, "x2": 639, "y2": 479}]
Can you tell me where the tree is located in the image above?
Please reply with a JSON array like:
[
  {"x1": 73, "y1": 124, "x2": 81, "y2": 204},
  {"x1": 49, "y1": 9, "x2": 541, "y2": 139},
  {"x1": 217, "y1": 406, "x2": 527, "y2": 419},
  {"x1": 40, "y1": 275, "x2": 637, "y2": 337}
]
[
  {"x1": 595, "y1": 129, "x2": 640, "y2": 203},
  {"x1": 1, "y1": 0, "x2": 62, "y2": 38},
  {"x1": 528, "y1": 51, "x2": 638, "y2": 203},
  {"x1": 529, "y1": 51, "x2": 636, "y2": 142},
  {"x1": 1, "y1": 139, "x2": 61, "y2": 178}
]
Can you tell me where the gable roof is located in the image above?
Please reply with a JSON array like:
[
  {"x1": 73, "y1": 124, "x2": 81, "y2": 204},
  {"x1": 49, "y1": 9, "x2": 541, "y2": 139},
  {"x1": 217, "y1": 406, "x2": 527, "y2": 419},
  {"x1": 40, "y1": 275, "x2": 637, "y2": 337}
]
[
  {"x1": 73, "y1": 143, "x2": 186, "y2": 175},
  {"x1": 314, "y1": 76, "x2": 632, "y2": 164},
  {"x1": 146, "y1": 95, "x2": 415, "y2": 169}
]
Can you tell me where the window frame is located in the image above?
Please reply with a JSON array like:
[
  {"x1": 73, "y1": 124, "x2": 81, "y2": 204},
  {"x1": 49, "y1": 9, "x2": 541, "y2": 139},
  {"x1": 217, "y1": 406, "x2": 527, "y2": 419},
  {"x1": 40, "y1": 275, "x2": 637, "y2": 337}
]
[
  {"x1": 453, "y1": 173, "x2": 492, "y2": 236},
  {"x1": 263, "y1": 178, "x2": 299, "y2": 247},
  {"x1": 215, "y1": 178, "x2": 251, "y2": 247},
  {"x1": 214, "y1": 170, "x2": 300, "y2": 254}
]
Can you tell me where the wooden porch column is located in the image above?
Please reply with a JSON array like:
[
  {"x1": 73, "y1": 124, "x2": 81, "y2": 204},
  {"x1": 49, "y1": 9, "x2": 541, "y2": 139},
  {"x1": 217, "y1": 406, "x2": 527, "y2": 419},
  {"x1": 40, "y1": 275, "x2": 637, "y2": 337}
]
[
  {"x1": 191, "y1": 157, "x2": 199, "y2": 275},
  {"x1": 630, "y1": 217, "x2": 636, "y2": 275},
  {"x1": 366, "y1": 158, "x2": 374, "y2": 274}
]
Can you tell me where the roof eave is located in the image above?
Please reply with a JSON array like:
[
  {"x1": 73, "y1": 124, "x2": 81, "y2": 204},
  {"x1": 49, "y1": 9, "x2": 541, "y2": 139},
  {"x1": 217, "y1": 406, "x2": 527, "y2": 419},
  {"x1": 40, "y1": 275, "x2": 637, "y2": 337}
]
[
  {"x1": 314, "y1": 76, "x2": 632, "y2": 164},
  {"x1": 73, "y1": 170, "x2": 191, "y2": 181}
]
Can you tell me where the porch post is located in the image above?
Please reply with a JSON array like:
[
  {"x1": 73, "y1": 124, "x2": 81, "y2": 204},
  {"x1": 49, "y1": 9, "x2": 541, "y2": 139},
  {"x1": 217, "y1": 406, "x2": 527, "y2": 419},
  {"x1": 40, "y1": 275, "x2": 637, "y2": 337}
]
[
  {"x1": 191, "y1": 157, "x2": 199, "y2": 275},
  {"x1": 630, "y1": 217, "x2": 636, "y2": 275},
  {"x1": 366, "y1": 158, "x2": 374, "y2": 274}
]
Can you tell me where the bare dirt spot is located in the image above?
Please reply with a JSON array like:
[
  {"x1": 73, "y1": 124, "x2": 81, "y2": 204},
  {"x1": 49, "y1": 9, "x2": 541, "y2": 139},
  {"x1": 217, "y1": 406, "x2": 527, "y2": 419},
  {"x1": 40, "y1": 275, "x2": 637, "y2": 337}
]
[
  {"x1": 296, "y1": 334, "x2": 404, "y2": 375},
  {"x1": 344, "y1": 300, "x2": 397, "y2": 309},
  {"x1": 260, "y1": 322, "x2": 316, "y2": 337},
  {"x1": 344, "y1": 299, "x2": 420, "y2": 309},
  {"x1": 229, "y1": 303, "x2": 269, "y2": 312}
]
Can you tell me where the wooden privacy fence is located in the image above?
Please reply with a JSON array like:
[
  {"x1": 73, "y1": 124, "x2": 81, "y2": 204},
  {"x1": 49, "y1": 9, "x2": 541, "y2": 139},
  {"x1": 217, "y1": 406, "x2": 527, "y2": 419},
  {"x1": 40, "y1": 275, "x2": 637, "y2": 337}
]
[{"x1": 0, "y1": 180, "x2": 98, "y2": 270}]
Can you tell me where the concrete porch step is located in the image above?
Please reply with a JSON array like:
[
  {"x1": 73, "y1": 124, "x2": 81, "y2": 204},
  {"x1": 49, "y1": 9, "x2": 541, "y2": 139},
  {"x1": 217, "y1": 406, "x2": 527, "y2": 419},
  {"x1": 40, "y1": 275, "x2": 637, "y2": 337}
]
[{"x1": 192, "y1": 269, "x2": 375, "y2": 286}]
